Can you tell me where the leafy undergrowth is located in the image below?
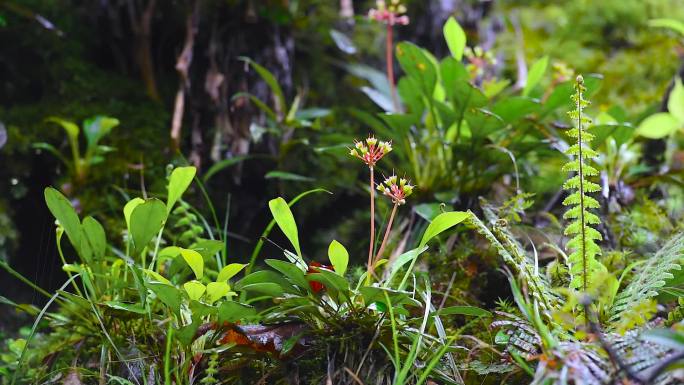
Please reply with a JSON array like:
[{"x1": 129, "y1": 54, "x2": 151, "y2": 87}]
[{"x1": 3, "y1": 5, "x2": 684, "y2": 385}]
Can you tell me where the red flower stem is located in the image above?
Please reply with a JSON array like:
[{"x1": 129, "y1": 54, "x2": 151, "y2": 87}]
[
  {"x1": 386, "y1": 23, "x2": 399, "y2": 112},
  {"x1": 374, "y1": 203, "x2": 398, "y2": 265},
  {"x1": 367, "y1": 166, "x2": 376, "y2": 284}
]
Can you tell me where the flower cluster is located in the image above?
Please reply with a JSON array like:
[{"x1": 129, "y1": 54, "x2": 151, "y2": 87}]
[
  {"x1": 349, "y1": 136, "x2": 392, "y2": 167},
  {"x1": 368, "y1": 0, "x2": 409, "y2": 26},
  {"x1": 377, "y1": 175, "x2": 414, "y2": 205},
  {"x1": 464, "y1": 46, "x2": 497, "y2": 79}
]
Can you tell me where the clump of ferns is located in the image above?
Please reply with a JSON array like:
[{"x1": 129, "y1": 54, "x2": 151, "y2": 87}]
[{"x1": 467, "y1": 76, "x2": 684, "y2": 383}]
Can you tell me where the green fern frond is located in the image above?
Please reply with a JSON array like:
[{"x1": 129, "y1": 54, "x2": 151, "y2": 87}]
[
  {"x1": 562, "y1": 75, "x2": 606, "y2": 293},
  {"x1": 467, "y1": 209, "x2": 561, "y2": 314},
  {"x1": 609, "y1": 232, "x2": 684, "y2": 327}
]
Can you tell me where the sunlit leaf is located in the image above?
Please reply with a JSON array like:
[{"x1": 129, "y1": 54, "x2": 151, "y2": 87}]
[
  {"x1": 635, "y1": 112, "x2": 681, "y2": 139},
  {"x1": 206, "y1": 281, "x2": 231, "y2": 304},
  {"x1": 167, "y1": 166, "x2": 196, "y2": 212},
  {"x1": 668, "y1": 77, "x2": 684, "y2": 123},
  {"x1": 269, "y1": 197, "x2": 302, "y2": 258},
  {"x1": 183, "y1": 280, "x2": 206, "y2": 301},
  {"x1": 523, "y1": 56, "x2": 548, "y2": 96},
  {"x1": 419, "y1": 211, "x2": 469, "y2": 247},
  {"x1": 123, "y1": 197, "x2": 144, "y2": 230},
  {"x1": 328, "y1": 240, "x2": 349, "y2": 276},
  {"x1": 443, "y1": 17, "x2": 466, "y2": 60},
  {"x1": 217, "y1": 263, "x2": 247, "y2": 282},
  {"x1": 180, "y1": 248, "x2": 204, "y2": 280}
]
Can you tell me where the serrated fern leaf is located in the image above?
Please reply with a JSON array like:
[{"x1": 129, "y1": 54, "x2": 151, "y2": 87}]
[
  {"x1": 609, "y1": 232, "x2": 684, "y2": 326},
  {"x1": 467, "y1": 210, "x2": 560, "y2": 314},
  {"x1": 562, "y1": 75, "x2": 606, "y2": 293}
]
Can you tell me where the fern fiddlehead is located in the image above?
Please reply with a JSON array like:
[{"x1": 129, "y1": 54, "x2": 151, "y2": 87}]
[{"x1": 562, "y1": 75, "x2": 604, "y2": 293}]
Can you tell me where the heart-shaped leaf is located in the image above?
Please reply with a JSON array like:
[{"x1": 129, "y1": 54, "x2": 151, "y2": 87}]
[
  {"x1": 183, "y1": 280, "x2": 206, "y2": 301},
  {"x1": 206, "y1": 281, "x2": 231, "y2": 304}
]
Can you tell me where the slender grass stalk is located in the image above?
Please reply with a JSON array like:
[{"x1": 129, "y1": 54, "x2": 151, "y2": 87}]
[
  {"x1": 12, "y1": 274, "x2": 80, "y2": 385},
  {"x1": 164, "y1": 322, "x2": 173, "y2": 385},
  {"x1": 0, "y1": 260, "x2": 52, "y2": 300}
]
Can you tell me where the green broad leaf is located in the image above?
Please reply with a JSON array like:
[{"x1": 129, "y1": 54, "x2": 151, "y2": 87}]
[
  {"x1": 217, "y1": 263, "x2": 247, "y2": 282},
  {"x1": 82, "y1": 216, "x2": 106, "y2": 261},
  {"x1": 635, "y1": 112, "x2": 681, "y2": 139},
  {"x1": 265, "y1": 259, "x2": 309, "y2": 289},
  {"x1": 218, "y1": 301, "x2": 257, "y2": 323},
  {"x1": 387, "y1": 246, "x2": 429, "y2": 282},
  {"x1": 158, "y1": 246, "x2": 182, "y2": 262},
  {"x1": 130, "y1": 199, "x2": 167, "y2": 253},
  {"x1": 104, "y1": 301, "x2": 146, "y2": 314},
  {"x1": 483, "y1": 78, "x2": 511, "y2": 98},
  {"x1": 649, "y1": 18, "x2": 684, "y2": 36},
  {"x1": 83, "y1": 115, "x2": 119, "y2": 147},
  {"x1": 235, "y1": 270, "x2": 294, "y2": 293},
  {"x1": 180, "y1": 248, "x2": 204, "y2": 280},
  {"x1": 143, "y1": 269, "x2": 172, "y2": 285},
  {"x1": 523, "y1": 56, "x2": 549, "y2": 96},
  {"x1": 443, "y1": 17, "x2": 466, "y2": 60},
  {"x1": 239, "y1": 282, "x2": 284, "y2": 297},
  {"x1": 191, "y1": 239, "x2": 225, "y2": 259},
  {"x1": 240, "y1": 57, "x2": 286, "y2": 114},
  {"x1": 45, "y1": 117, "x2": 79, "y2": 141},
  {"x1": 269, "y1": 197, "x2": 302, "y2": 258},
  {"x1": 205, "y1": 281, "x2": 231, "y2": 304},
  {"x1": 147, "y1": 283, "x2": 182, "y2": 318},
  {"x1": 189, "y1": 300, "x2": 216, "y2": 318},
  {"x1": 491, "y1": 96, "x2": 540, "y2": 123},
  {"x1": 183, "y1": 280, "x2": 206, "y2": 301},
  {"x1": 176, "y1": 320, "x2": 200, "y2": 347},
  {"x1": 419, "y1": 211, "x2": 469, "y2": 247},
  {"x1": 327, "y1": 240, "x2": 349, "y2": 276},
  {"x1": 44, "y1": 187, "x2": 82, "y2": 252},
  {"x1": 306, "y1": 270, "x2": 350, "y2": 300},
  {"x1": 359, "y1": 286, "x2": 420, "y2": 308},
  {"x1": 668, "y1": 77, "x2": 684, "y2": 123},
  {"x1": 265, "y1": 171, "x2": 314, "y2": 182},
  {"x1": 167, "y1": 166, "x2": 196, "y2": 212},
  {"x1": 123, "y1": 197, "x2": 145, "y2": 230},
  {"x1": 396, "y1": 42, "x2": 437, "y2": 95},
  {"x1": 438, "y1": 306, "x2": 491, "y2": 317}
]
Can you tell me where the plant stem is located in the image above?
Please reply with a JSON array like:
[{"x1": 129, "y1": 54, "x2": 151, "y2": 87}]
[
  {"x1": 577, "y1": 90, "x2": 587, "y2": 294},
  {"x1": 374, "y1": 203, "x2": 398, "y2": 264},
  {"x1": 0, "y1": 260, "x2": 52, "y2": 300},
  {"x1": 386, "y1": 24, "x2": 399, "y2": 112},
  {"x1": 367, "y1": 166, "x2": 376, "y2": 284}
]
